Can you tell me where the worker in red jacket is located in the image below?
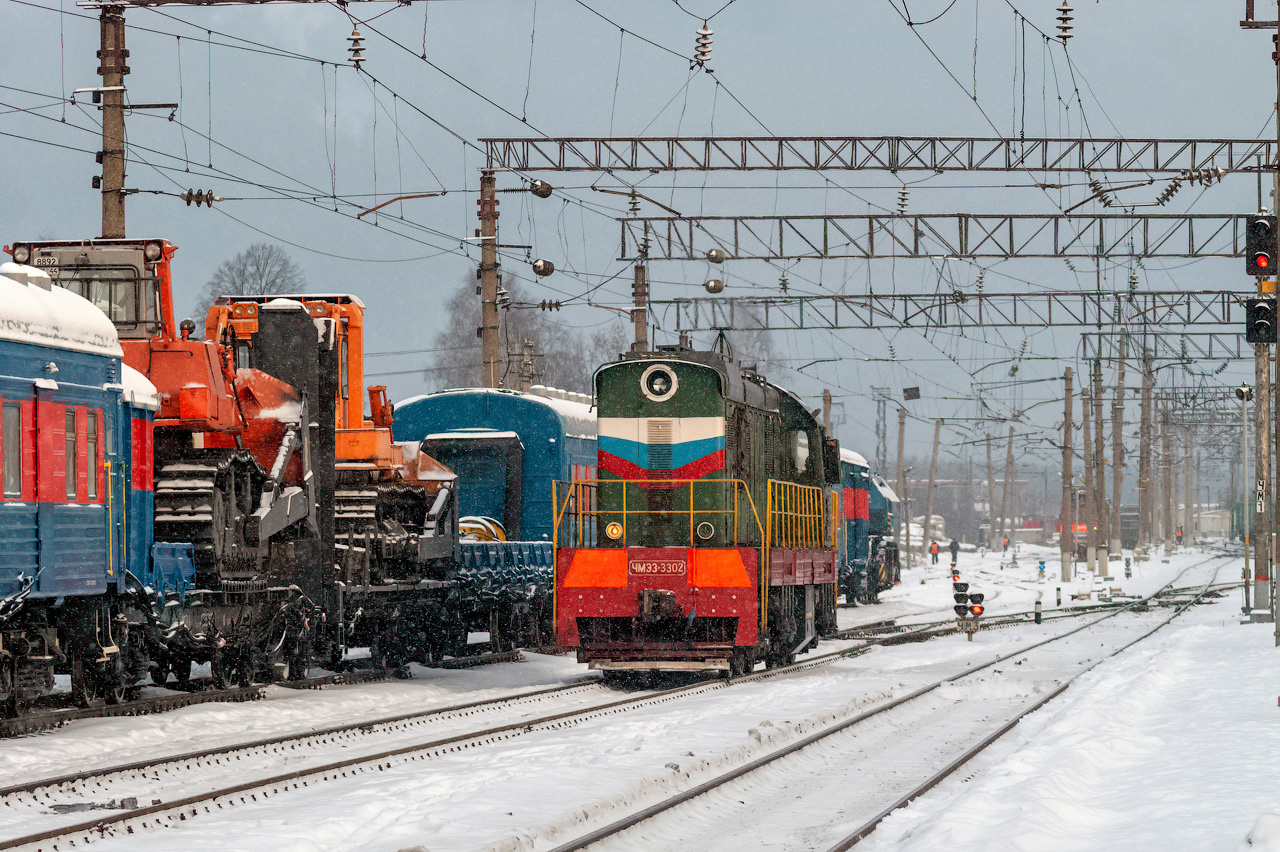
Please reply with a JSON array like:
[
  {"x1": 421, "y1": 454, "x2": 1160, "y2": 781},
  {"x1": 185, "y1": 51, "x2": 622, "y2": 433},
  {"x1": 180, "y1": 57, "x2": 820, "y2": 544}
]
[{"x1": 929, "y1": 540, "x2": 939, "y2": 565}]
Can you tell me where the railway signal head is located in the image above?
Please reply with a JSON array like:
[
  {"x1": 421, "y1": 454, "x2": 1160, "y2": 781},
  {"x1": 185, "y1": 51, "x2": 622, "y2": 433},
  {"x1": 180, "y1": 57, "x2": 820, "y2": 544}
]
[
  {"x1": 1246, "y1": 215, "x2": 1278, "y2": 276},
  {"x1": 968, "y1": 593, "x2": 985, "y2": 617},
  {"x1": 1246, "y1": 298, "x2": 1278, "y2": 344},
  {"x1": 953, "y1": 581, "x2": 969, "y2": 617}
]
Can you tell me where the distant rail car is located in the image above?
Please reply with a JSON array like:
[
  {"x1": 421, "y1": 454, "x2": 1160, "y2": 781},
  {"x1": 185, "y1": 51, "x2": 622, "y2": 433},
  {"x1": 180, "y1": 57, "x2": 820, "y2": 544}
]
[
  {"x1": 838, "y1": 449, "x2": 901, "y2": 604},
  {"x1": 554, "y1": 343, "x2": 841, "y2": 676}
]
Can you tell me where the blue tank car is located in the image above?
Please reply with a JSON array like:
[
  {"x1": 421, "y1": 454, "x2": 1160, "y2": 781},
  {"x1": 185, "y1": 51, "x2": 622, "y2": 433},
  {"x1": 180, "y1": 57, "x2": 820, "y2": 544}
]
[{"x1": 0, "y1": 262, "x2": 194, "y2": 711}]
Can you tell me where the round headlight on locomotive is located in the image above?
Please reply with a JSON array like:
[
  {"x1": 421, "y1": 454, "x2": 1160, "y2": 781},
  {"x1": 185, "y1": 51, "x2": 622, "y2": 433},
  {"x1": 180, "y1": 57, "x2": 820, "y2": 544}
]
[
  {"x1": 11, "y1": 244, "x2": 30, "y2": 264},
  {"x1": 640, "y1": 364, "x2": 678, "y2": 401},
  {"x1": 605, "y1": 521, "x2": 624, "y2": 540}
]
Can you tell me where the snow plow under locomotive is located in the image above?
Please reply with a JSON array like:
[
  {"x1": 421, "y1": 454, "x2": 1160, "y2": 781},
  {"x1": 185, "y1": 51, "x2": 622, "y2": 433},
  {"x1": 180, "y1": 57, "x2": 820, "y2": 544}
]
[{"x1": 553, "y1": 343, "x2": 843, "y2": 676}]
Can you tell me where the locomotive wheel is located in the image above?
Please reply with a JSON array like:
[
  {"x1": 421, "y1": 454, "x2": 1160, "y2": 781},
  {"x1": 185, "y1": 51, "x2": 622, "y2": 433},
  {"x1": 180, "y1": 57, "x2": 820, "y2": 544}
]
[
  {"x1": 150, "y1": 659, "x2": 171, "y2": 687},
  {"x1": 70, "y1": 658, "x2": 101, "y2": 707}
]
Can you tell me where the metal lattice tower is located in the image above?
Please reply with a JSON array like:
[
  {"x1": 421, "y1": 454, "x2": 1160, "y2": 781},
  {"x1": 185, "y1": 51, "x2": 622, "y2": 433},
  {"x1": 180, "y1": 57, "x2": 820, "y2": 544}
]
[{"x1": 873, "y1": 387, "x2": 890, "y2": 474}]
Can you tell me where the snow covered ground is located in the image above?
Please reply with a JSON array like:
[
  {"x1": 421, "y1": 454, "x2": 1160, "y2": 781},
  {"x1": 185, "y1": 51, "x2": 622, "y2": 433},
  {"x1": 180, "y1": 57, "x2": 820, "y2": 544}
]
[{"x1": 5, "y1": 543, "x2": 1278, "y2": 852}]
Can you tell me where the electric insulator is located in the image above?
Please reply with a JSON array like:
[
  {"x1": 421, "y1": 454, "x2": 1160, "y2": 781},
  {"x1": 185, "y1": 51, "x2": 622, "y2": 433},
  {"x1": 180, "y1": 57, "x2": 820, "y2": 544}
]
[
  {"x1": 1057, "y1": 1, "x2": 1073, "y2": 42},
  {"x1": 779, "y1": 273, "x2": 789, "y2": 293},
  {"x1": 529, "y1": 179, "x2": 553, "y2": 198},
  {"x1": 496, "y1": 286, "x2": 510, "y2": 309},
  {"x1": 693, "y1": 22, "x2": 713, "y2": 68},
  {"x1": 1157, "y1": 178, "x2": 1182, "y2": 205},
  {"x1": 1129, "y1": 269, "x2": 1139, "y2": 298},
  {"x1": 628, "y1": 190, "x2": 641, "y2": 217},
  {"x1": 897, "y1": 186, "x2": 909, "y2": 215},
  {"x1": 706, "y1": 248, "x2": 726, "y2": 264},
  {"x1": 180, "y1": 188, "x2": 222, "y2": 207},
  {"x1": 975, "y1": 269, "x2": 985, "y2": 293},
  {"x1": 704, "y1": 278, "x2": 724, "y2": 294},
  {"x1": 1064, "y1": 258, "x2": 1077, "y2": 272},
  {"x1": 532, "y1": 259, "x2": 554, "y2": 277},
  {"x1": 348, "y1": 27, "x2": 365, "y2": 68}
]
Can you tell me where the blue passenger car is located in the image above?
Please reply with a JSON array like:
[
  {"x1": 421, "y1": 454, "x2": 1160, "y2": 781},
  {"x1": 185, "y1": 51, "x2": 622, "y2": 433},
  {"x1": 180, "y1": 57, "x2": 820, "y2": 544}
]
[
  {"x1": 0, "y1": 262, "x2": 191, "y2": 710},
  {"x1": 392, "y1": 387, "x2": 597, "y2": 542},
  {"x1": 837, "y1": 449, "x2": 900, "y2": 604}
]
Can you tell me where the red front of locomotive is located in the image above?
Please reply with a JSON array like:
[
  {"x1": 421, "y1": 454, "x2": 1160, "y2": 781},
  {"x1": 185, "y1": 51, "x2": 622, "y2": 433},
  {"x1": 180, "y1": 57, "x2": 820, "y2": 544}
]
[{"x1": 556, "y1": 546, "x2": 759, "y2": 673}]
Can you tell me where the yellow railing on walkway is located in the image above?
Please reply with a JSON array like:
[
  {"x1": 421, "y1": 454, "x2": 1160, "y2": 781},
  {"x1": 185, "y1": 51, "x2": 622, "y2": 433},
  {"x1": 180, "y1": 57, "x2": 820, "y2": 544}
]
[{"x1": 552, "y1": 478, "x2": 764, "y2": 551}]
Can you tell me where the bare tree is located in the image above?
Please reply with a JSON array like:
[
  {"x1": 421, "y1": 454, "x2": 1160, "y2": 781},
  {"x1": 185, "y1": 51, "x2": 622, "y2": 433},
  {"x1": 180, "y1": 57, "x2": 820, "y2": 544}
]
[
  {"x1": 424, "y1": 275, "x2": 629, "y2": 394},
  {"x1": 196, "y1": 243, "x2": 305, "y2": 318}
]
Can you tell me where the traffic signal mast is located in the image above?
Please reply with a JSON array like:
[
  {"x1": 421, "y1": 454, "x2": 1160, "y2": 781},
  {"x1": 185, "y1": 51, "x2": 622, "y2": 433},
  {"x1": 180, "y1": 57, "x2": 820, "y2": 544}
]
[{"x1": 953, "y1": 577, "x2": 984, "y2": 641}]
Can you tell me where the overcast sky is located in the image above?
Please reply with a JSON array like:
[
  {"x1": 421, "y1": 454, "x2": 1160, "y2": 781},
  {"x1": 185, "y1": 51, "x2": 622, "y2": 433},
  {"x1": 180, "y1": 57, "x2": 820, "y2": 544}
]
[{"x1": 1, "y1": 0, "x2": 1274, "y2": 498}]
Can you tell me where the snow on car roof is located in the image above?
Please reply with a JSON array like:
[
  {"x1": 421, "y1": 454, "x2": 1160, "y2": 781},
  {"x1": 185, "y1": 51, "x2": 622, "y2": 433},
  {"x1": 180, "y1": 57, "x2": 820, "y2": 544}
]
[
  {"x1": 840, "y1": 448, "x2": 870, "y2": 468},
  {"x1": 0, "y1": 262, "x2": 122, "y2": 358}
]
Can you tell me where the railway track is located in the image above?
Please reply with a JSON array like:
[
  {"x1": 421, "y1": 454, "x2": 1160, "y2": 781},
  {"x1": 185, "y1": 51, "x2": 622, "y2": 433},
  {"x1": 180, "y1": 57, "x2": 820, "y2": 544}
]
[
  {"x1": 0, "y1": 583, "x2": 1148, "y2": 851},
  {"x1": 536, "y1": 553, "x2": 1230, "y2": 852},
  {"x1": 0, "y1": 648, "x2": 525, "y2": 739}
]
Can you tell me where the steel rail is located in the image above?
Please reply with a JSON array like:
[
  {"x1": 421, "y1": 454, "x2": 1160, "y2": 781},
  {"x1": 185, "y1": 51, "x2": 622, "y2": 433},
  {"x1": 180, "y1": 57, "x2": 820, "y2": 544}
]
[
  {"x1": 824, "y1": 559, "x2": 1227, "y2": 851},
  {"x1": 0, "y1": 597, "x2": 1062, "y2": 851},
  {"x1": 540, "y1": 554, "x2": 1231, "y2": 852}
]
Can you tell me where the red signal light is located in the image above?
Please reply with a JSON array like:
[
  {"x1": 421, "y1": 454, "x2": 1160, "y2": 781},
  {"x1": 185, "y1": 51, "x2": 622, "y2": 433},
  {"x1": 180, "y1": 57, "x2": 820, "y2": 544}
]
[
  {"x1": 1257, "y1": 253, "x2": 1271, "y2": 269},
  {"x1": 970, "y1": 603, "x2": 984, "y2": 616}
]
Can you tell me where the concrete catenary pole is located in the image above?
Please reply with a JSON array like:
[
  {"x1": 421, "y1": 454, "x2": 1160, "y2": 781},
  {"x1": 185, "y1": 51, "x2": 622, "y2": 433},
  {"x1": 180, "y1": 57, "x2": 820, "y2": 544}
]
[
  {"x1": 1257, "y1": 326, "x2": 1272, "y2": 614},
  {"x1": 924, "y1": 419, "x2": 941, "y2": 550},
  {"x1": 478, "y1": 170, "x2": 501, "y2": 388},
  {"x1": 1000, "y1": 426, "x2": 1015, "y2": 547},
  {"x1": 1138, "y1": 350, "x2": 1153, "y2": 546},
  {"x1": 99, "y1": 5, "x2": 128, "y2": 238},
  {"x1": 1183, "y1": 428, "x2": 1193, "y2": 545},
  {"x1": 1060, "y1": 367, "x2": 1074, "y2": 581},
  {"x1": 1163, "y1": 406, "x2": 1174, "y2": 550},
  {"x1": 822, "y1": 388, "x2": 832, "y2": 435},
  {"x1": 1110, "y1": 332, "x2": 1127, "y2": 556},
  {"x1": 1082, "y1": 386, "x2": 1095, "y2": 573},
  {"x1": 632, "y1": 263, "x2": 648, "y2": 352},
  {"x1": 1092, "y1": 358, "x2": 1109, "y2": 567},
  {"x1": 986, "y1": 435, "x2": 996, "y2": 548},
  {"x1": 897, "y1": 407, "x2": 908, "y2": 568}
]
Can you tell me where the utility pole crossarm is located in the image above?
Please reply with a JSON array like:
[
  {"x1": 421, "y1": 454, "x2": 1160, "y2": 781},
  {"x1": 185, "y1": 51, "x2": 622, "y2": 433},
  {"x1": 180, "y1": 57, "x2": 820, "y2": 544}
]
[
  {"x1": 621, "y1": 213, "x2": 1248, "y2": 261},
  {"x1": 481, "y1": 136, "x2": 1274, "y2": 174}
]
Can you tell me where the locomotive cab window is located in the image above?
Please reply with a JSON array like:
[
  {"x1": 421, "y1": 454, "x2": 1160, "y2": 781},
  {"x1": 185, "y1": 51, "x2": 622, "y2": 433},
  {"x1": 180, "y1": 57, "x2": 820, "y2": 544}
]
[
  {"x1": 2, "y1": 402, "x2": 20, "y2": 498},
  {"x1": 56, "y1": 266, "x2": 160, "y2": 339}
]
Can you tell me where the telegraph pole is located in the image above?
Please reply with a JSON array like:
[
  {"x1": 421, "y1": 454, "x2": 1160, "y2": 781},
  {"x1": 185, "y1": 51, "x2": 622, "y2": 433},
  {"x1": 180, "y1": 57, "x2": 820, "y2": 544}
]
[
  {"x1": 1083, "y1": 386, "x2": 1096, "y2": 572},
  {"x1": 1060, "y1": 367, "x2": 1074, "y2": 581},
  {"x1": 98, "y1": 4, "x2": 128, "y2": 238},
  {"x1": 1110, "y1": 332, "x2": 1127, "y2": 557},
  {"x1": 924, "y1": 419, "x2": 941, "y2": 550},
  {"x1": 897, "y1": 406, "x2": 907, "y2": 568},
  {"x1": 478, "y1": 170, "x2": 501, "y2": 388}
]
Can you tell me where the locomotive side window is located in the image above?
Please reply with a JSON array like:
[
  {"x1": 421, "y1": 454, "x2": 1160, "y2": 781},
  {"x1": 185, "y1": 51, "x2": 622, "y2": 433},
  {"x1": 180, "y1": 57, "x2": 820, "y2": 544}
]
[
  {"x1": 65, "y1": 409, "x2": 78, "y2": 500},
  {"x1": 86, "y1": 411, "x2": 98, "y2": 500},
  {"x1": 2, "y1": 402, "x2": 20, "y2": 498},
  {"x1": 792, "y1": 429, "x2": 810, "y2": 473}
]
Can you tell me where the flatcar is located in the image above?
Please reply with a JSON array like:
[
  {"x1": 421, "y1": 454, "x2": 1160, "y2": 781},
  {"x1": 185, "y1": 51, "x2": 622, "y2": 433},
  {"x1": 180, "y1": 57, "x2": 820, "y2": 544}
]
[
  {"x1": 0, "y1": 261, "x2": 193, "y2": 710},
  {"x1": 554, "y1": 342, "x2": 840, "y2": 676}
]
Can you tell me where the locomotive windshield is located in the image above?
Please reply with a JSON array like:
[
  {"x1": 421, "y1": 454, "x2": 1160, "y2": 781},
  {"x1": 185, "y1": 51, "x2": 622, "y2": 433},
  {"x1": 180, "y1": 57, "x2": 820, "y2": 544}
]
[{"x1": 55, "y1": 265, "x2": 160, "y2": 338}]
